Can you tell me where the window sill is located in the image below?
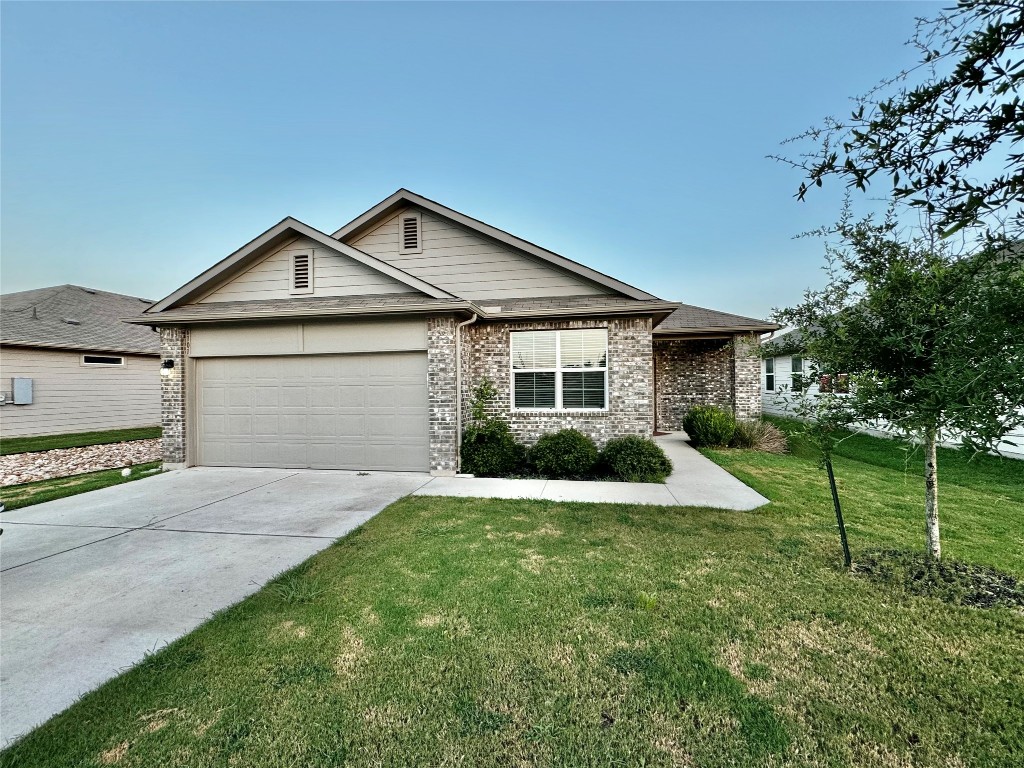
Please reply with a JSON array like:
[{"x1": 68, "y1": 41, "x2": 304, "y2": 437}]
[{"x1": 511, "y1": 409, "x2": 610, "y2": 416}]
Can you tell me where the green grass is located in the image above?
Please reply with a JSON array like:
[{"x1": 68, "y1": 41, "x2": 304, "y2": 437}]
[
  {"x1": 2, "y1": 431, "x2": 1022, "y2": 767},
  {"x1": 0, "y1": 426, "x2": 161, "y2": 456},
  {"x1": 0, "y1": 462, "x2": 162, "y2": 510}
]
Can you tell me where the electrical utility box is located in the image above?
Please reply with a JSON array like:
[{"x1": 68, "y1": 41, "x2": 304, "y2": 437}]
[{"x1": 12, "y1": 377, "x2": 33, "y2": 405}]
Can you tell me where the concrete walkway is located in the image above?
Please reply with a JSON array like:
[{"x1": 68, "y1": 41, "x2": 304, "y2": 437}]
[{"x1": 415, "y1": 433, "x2": 768, "y2": 510}]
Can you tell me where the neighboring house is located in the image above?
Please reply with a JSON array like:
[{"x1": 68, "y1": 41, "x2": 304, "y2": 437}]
[
  {"x1": 0, "y1": 285, "x2": 161, "y2": 437},
  {"x1": 128, "y1": 189, "x2": 778, "y2": 474},
  {"x1": 761, "y1": 329, "x2": 1024, "y2": 459}
]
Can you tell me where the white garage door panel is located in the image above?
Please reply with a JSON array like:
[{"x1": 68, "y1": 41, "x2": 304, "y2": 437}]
[{"x1": 196, "y1": 353, "x2": 428, "y2": 471}]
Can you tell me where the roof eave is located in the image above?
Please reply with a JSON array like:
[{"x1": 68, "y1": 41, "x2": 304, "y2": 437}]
[
  {"x1": 481, "y1": 301, "x2": 680, "y2": 322},
  {"x1": 653, "y1": 323, "x2": 781, "y2": 335},
  {"x1": 124, "y1": 302, "x2": 477, "y2": 326}
]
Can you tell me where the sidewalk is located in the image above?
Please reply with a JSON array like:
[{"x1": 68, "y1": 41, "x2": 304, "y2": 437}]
[{"x1": 413, "y1": 433, "x2": 768, "y2": 511}]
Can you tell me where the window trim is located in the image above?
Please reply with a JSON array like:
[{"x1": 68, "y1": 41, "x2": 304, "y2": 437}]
[
  {"x1": 791, "y1": 355, "x2": 804, "y2": 392},
  {"x1": 510, "y1": 328, "x2": 609, "y2": 412},
  {"x1": 764, "y1": 356, "x2": 775, "y2": 391},
  {"x1": 289, "y1": 249, "x2": 314, "y2": 295},
  {"x1": 398, "y1": 210, "x2": 423, "y2": 255},
  {"x1": 81, "y1": 354, "x2": 125, "y2": 367}
]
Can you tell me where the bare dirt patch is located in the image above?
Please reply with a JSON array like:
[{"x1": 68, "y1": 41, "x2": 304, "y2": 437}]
[
  {"x1": 98, "y1": 741, "x2": 130, "y2": 765},
  {"x1": 334, "y1": 627, "x2": 366, "y2": 677}
]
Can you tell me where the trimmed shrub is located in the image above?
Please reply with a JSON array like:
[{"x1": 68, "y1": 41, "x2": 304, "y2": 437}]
[
  {"x1": 461, "y1": 420, "x2": 526, "y2": 477},
  {"x1": 529, "y1": 429, "x2": 598, "y2": 479},
  {"x1": 460, "y1": 379, "x2": 525, "y2": 477},
  {"x1": 682, "y1": 405, "x2": 736, "y2": 447},
  {"x1": 599, "y1": 436, "x2": 673, "y2": 482},
  {"x1": 730, "y1": 419, "x2": 789, "y2": 453}
]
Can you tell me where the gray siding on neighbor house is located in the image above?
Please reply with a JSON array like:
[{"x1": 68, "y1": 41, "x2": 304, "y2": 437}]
[
  {"x1": 0, "y1": 346, "x2": 160, "y2": 437},
  {"x1": 198, "y1": 236, "x2": 418, "y2": 304},
  {"x1": 348, "y1": 209, "x2": 613, "y2": 300}
]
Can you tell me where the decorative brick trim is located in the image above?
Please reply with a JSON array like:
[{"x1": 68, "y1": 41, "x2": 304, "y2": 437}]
[
  {"x1": 427, "y1": 316, "x2": 458, "y2": 473},
  {"x1": 461, "y1": 316, "x2": 654, "y2": 448},
  {"x1": 159, "y1": 327, "x2": 189, "y2": 467}
]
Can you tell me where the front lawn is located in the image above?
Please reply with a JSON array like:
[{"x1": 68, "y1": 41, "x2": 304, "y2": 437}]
[
  {"x1": 3, "y1": 432, "x2": 1022, "y2": 767},
  {"x1": 0, "y1": 426, "x2": 161, "y2": 456},
  {"x1": 0, "y1": 462, "x2": 162, "y2": 510}
]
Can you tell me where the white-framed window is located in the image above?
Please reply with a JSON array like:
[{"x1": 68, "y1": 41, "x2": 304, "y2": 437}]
[
  {"x1": 289, "y1": 249, "x2": 314, "y2": 295},
  {"x1": 791, "y1": 355, "x2": 804, "y2": 392},
  {"x1": 511, "y1": 329, "x2": 608, "y2": 410},
  {"x1": 398, "y1": 210, "x2": 422, "y2": 255},
  {"x1": 81, "y1": 354, "x2": 124, "y2": 366},
  {"x1": 764, "y1": 357, "x2": 775, "y2": 391}
]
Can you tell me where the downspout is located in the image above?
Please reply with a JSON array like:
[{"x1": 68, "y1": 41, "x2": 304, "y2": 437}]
[{"x1": 454, "y1": 313, "x2": 478, "y2": 472}]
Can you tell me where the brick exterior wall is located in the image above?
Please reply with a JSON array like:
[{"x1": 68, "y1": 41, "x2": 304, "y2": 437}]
[
  {"x1": 160, "y1": 327, "x2": 189, "y2": 468},
  {"x1": 460, "y1": 316, "x2": 654, "y2": 449},
  {"x1": 654, "y1": 338, "x2": 732, "y2": 431},
  {"x1": 653, "y1": 333, "x2": 763, "y2": 431},
  {"x1": 732, "y1": 333, "x2": 763, "y2": 420},
  {"x1": 427, "y1": 316, "x2": 458, "y2": 474}
]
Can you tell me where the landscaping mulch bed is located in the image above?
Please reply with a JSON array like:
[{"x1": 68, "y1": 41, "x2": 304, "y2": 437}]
[{"x1": 854, "y1": 549, "x2": 1024, "y2": 609}]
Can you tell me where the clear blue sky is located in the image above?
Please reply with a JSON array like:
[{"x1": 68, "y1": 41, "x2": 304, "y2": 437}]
[{"x1": 1, "y1": 1, "x2": 940, "y2": 319}]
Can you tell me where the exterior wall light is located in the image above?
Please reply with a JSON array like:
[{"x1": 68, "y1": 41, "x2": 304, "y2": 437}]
[{"x1": 160, "y1": 359, "x2": 175, "y2": 378}]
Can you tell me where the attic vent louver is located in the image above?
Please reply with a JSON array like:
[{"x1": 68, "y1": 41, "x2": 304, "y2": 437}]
[
  {"x1": 290, "y1": 250, "x2": 314, "y2": 295},
  {"x1": 398, "y1": 211, "x2": 422, "y2": 255}
]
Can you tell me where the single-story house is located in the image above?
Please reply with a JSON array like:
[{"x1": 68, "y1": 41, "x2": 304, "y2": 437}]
[
  {"x1": 762, "y1": 329, "x2": 1024, "y2": 459},
  {"x1": 128, "y1": 190, "x2": 778, "y2": 474},
  {"x1": 0, "y1": 285, "x2": 161, "y2": 437}
]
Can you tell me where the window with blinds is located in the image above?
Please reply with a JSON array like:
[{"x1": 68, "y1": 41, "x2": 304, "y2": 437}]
[{"x1": 511, "y1": 329, "x2": 608, "y2": 410}]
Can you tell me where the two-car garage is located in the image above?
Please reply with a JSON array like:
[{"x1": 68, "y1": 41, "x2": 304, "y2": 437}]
[{"x1": 188, "y1": 319, "x2": 430, "y2": 472}]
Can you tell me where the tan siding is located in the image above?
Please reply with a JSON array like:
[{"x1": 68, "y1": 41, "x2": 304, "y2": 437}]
[
  {"x1": 0, "y1": 346, "x2": 160, "y2": 437},
  {"x1": 190, "y1": 318, "x2": 428, "y2": 357},
  {"x1": 198, "y1": 236, "x2": 418, "y2": 303},
  {"x1": 348, "y1": 209, "x2": 612, "y2": 300}
]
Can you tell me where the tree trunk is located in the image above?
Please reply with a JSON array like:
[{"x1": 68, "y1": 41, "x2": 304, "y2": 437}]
[{"x1": 924, "y1": 428, "x2": 941, "y2": 560}]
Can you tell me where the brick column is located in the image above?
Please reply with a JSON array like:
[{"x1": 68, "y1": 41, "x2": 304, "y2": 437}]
[
  {"x1": 427, "y1": 316, "x2": 458, "y2": 475},
  {"x1": 160, "y1": 327, "x2": 189, "y2": 469},
  {"x1": 732, "y1": 332, "x2": 762, "y2": 420}
]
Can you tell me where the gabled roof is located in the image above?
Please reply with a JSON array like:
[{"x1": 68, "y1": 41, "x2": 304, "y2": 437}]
[
  {"x1": 145, "y1": 217, "x2": 454, "y2": 314},
  {"x1": 331, "y1": 189, "x2": 659, "y2": 301},
  {"x1": 1, "y1": 284, "x2": 160, "y2": 354},
  {"x1": 654, "y1": 304, "x2": 780, "y2": 335}
]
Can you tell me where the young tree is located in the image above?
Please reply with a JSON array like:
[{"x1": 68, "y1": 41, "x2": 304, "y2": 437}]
[
  {"x1": 779, "y1": 0, "x2": 1024, "y2": 238},
  {"x1": 777, "y1": 213, "x2": 1024, "y2": 559}
]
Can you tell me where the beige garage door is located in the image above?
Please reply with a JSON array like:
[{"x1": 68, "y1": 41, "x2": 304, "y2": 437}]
[{"x1": 196, "y1": 353, "x2": 428, "y2": 471}]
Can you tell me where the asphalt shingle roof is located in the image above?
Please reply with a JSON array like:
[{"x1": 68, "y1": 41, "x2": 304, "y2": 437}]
[
  {"x1": 1, "y1": 285, "x2": 160, "y2": 355},
  {"x1": 477, "y1": 295, "x2": 671, "y2": 313},
  {"x1": 655, "y1": 304, "x2": 778, "y2": 333}
]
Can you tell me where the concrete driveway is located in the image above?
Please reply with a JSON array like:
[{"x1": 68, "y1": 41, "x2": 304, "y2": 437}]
[{"x1": 0, "y1": 467, "x2": 429, "y2": 745}]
